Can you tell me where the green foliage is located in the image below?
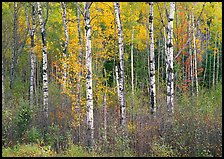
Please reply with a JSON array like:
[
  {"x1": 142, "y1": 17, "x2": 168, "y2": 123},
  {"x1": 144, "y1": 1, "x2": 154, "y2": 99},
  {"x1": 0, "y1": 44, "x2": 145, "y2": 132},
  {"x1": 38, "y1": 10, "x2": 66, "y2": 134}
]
[
  {"x1": 2, "y1": 108, "x2": 14, "y2": 147},
  {"x1": 2, "y1": 144, "x2": 56, "y2": 157},
  {"x1": 26, "y1": 127, "x2": 42, "y2": 144},
  {"x1": 151, "y1": 141, "x2": 179, "y2": 157},
  {"x1": 14, "y1": 100, "x2": 32, "y2": 141}
]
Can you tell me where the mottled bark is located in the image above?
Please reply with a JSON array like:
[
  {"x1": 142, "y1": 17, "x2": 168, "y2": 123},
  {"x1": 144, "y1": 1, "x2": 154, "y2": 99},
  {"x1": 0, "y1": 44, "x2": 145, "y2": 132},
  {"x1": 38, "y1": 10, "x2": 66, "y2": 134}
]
[
  {"x1": 37, "y1": 2, "x2": 49, "y2": 120},
  {"x1": 60, "y1": 2, "x2": 69, "y2": 107},
  {"x1": 103, "y1": 68, "x2": 107, "y2": 142},
  {"x1": 216, "y1": 35, "x2": 220, "y2": 83},
  {"x1": 131, "y1": 28, "x2": 135, "y2": 117},
  {"x1": 84, "y1": 2, "x2": 94, "y2": 151},
  {"x1": 76, "y1": 2, "x2": 82, "y2": 145},
  {"x1": 203, "y1": 26, "x2": 208, "y2": 84},
  {"x1": 166, "y1": 2, "x2": 175, "y2": 114},
  {"x1": 114, "y1": 2, "x2": 126, "y2": 128},
  {"x1": 30, "y1": 3, "x2": 36, "y2": 107},
  {"x1": 149, "y1": 2, "x2": 156, "y2": 115},
  {"x1": 212, "y1": 32, "x2": 217, "y2": 87},
  {"x1": 192, "y1": 15, "x2": 198, "y2": 96}
]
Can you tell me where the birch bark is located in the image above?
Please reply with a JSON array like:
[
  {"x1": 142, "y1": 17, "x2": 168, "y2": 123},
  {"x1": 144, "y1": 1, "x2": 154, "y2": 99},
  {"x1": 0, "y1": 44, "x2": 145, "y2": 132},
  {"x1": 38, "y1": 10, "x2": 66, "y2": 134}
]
[
  {"x1": 114, "y1": 2, "x2": 126, "y2": 127},
  {"x1": 84, "y1": 2, "x2": 94, "y2": 150},
  {"x1": 30, "y1": 3, "x2": 36, "y2": 107},
  {"x1": 192, "y1": 15, "x2": 198, "y2": 96},
  {"x1": 60, "y1": 2, "x2": 69, "y2": 107},
  {"x1": 37, "y1": 2, "x2": 49, "y2": 120},
  {"x1": 166, "y1": 2, "x2": 175, "y2": 113},
  {"x1": 149, "y1": 2, "x2": 156, "y2": 115}
]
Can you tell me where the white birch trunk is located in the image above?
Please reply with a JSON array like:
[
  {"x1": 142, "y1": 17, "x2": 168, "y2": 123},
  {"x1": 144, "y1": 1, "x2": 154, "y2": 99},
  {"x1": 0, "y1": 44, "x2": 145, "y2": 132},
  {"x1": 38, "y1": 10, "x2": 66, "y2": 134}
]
[
  {"x1": 213, "y1": 32, "x2": 217, "y2": 87},
  {"x1": 192, "y1": 15, "x2": 198, "y2": 96},
  {"x1": 10, "y1": 2, "x2": 18, "y2": 98},
  {"x1": 149, "y1": 2, "x2": 156, "y2": 115},
  {"x1": 131, "y1": 28, "x2": 134, "y2": 98},
  {"x1": 114, "y1": 2, "x2": 126, "y2": 128},
  {"x1": 84, "y1": 2, "x2": 94, "y2": 150},
  {"x1": 2, "y1": 58, "x2": 4, "y2": 108},
  {"x1": 76, "y1": 2, "x2": 82, "y2": 144},
  {"x1": 37, "y1": 2, "x2": 49, "y2": 119},
  {"x1": 203, "y1": 26, "x2": 208, "y2": 83},
  {"x1": 30, "y1": 3, "x2": 36, "y2": 107},
  {"x1": 115, "y1": 65, "x2": 120, "y2": 101},
  {"x1": 166, "y1": 2, "x2": 175, "y2": 114},
  {"x1": 60, "y1": 2, "x2": 69, "y2": 107},
  {"x1": 216, "y1": 35, "x2": 220, "y2": 83},
  {"x1": 103, "y1": 68, "x2": 107, "y2": 142}
]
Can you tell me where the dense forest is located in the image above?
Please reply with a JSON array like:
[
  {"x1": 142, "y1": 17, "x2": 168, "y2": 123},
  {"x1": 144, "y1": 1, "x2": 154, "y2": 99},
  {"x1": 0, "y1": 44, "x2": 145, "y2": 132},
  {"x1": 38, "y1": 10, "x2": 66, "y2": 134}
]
[{"x1": 2, "y1": 2, "x2": 222, "y2": 157}]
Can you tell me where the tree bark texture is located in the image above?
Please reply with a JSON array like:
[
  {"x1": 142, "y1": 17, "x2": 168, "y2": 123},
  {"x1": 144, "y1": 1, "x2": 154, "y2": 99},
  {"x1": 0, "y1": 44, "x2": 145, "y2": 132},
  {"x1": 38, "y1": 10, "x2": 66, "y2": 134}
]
[{"x1": 84, "y1": 2, "x2": 94, "y2": 151}]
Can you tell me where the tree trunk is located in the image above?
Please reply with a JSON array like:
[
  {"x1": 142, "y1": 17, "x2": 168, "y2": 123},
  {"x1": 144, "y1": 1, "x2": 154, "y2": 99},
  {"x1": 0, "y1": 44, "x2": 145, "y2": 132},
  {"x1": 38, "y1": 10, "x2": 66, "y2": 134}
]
[
  {"x1": 148, "y1": 2, "x2": 156, "y2": 115},
  {"x1": 216, "y1": 35, "x2": 220, "y2": 83},
  {"x1": 30, "y1": 3, "x2": 36, "y2": 107},
  {"x1": 188, "y1": 14, "x2": 194, "y2": 96},
  {"x1": 37, "y1": 2, "x2": 49, "y2": 124},
  {"x1": 131, "y1": 28, "x2": 135, "y2": 119},
  {"x1": 84, "y1": 2, "x2": 94, "y2": 151},
  {"x1": 2, "y1": 58, "x2": 4, "y2": 108},
  {"x1": 213, "y1": 32, "x2": 217, "y2": 87},
  {"x1": 203, "y1": 26, "x2": 208, "y2": 85},
  {"x1": 60, "y1": 2, "x2": 69, "y2": 108},
  {"x1": 208, "y1": 31, "x2": 212, "y2": 89},
  {"x1": 103, "y1": 68, "x2": 107, "y2": 145},
  {"x1": 192, "y1": 15, "x2": 198, "y2": 96},
  {"x1": 10, "y1": 2, "x2": 18, "y2": 99},
  {"x1": 76, "y1": 2, "x2": 83, "y2": 145},
  {"x1": 158, "y1": 39, "x2": 160, "y2": 91},
  {"x1": 114, "y1": 2, "x2": 126, "y2": 128},
  {"x1": 166, "y1": 2, "x2": 175, "y2": 114}
]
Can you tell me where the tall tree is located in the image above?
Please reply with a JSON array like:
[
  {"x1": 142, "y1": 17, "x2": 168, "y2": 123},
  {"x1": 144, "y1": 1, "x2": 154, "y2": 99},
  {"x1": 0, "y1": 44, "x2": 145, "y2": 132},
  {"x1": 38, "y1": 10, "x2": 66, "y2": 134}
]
[
  {"x1": 84, "y1": 2, "x2": 94, "y2": 151},
  {"x1": 114, "y1": 2, "x2": 126, "y2": 128},
  {"x1": 166, "y1": 2, "x2": 175, "y2": 114},
  {"x1": 10, "y1": 2, "x2": 18, "y2": 99},
  {"x1": 216, "y1": 34, "x2": 220, "y2": 83},
  {"x1": 212, "y1": 32, "x2": 217, "y2": 87},
  {"x1": 60, "y1": 2, "x2": 69, "y2": 107},
  {"x1": 37, "y1": 2, "x2": 49, "y2": 123},
  {"x1": 29, "y1": 3, "x2": 37, "y2": 107},
  {"x1": 148, "y1": 2, "x2": 156, "y2": 115},
  {"x1": 76, "y1": 1, "x2": 83, "y2": 145},
  {"x1": 2, "y1": 58, "x2": 4, "y2": 108},
  {"x1": 192, "y1": 15, "x2": 198, "y2": 96}
]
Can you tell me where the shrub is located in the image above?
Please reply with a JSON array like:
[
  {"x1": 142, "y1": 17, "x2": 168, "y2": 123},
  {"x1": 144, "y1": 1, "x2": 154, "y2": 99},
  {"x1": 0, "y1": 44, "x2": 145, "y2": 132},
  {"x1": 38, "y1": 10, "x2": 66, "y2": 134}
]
[
  {"x1": 2, "y1": 144, "x2": 56, "y2": 157},
  {"x1": 14, "y1": 100, "x2": 32, "y2": 141}
]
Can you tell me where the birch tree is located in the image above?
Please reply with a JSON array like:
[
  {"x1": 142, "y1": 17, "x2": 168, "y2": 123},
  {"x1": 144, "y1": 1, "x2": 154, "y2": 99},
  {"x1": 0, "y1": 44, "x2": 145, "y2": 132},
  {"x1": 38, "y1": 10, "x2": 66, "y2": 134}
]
[
  {"x1": 189, "y1": 14, "x2": 194, "y2": 96},
  {"x1": 76, "y1": 2, "x2": 83, "y2": 144},
  {"x1": 60, "y1": 2, "x2": 69, "y2": 107},
  {"x1": 114, "y1": 2, "x2": 126, "y2": 128},
  {"x1": 29, "y1": 3, "x2": 36, "y2": 107},
  {"x1": 37, "y1": 2, "x2": 49, "y2": 121},
  {"x1": 148, "y1": 2, "x2": 156, "y2": 115},
  {"x1": 212, "y1": 32, "x2": 217, "y2": 87},
  {"x1": 84, "y1": 2, "x2": 94, "y2": 151},
  {"x1": 10, "y1": 2, "x2": 18, "y2": 98},
  {"x1": 192, "y1": 15, "x2": 198, "y2": 96},
  {"x1": 166, "y1": 2, "x2": 175, "y2": 114},
  {"x1": 2, "y1": 58, "x2": 4, "y2": 108}
]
